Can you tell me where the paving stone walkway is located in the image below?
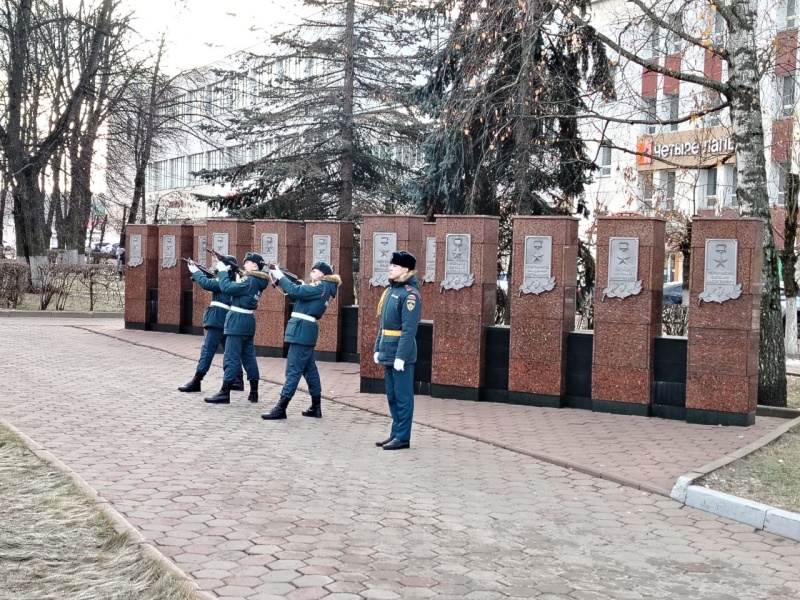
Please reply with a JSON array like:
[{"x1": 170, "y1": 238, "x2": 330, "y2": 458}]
[{"x1": 1, "y1": 318, "x2": 799, "y2": 600}]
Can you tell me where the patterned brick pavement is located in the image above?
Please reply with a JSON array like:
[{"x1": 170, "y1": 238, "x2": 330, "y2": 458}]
[{"x1": 1, "y1": 318, "x2": 799, "y2": 600}]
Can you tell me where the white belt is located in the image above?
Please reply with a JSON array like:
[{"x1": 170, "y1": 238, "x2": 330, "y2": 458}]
[
  {"x1": 230, "y1": 306, "x2": 254, "y2": 314},
  {"x1": 210, "y1": 301, "x2": 230, "y2": 310},
  {"x1": 291, "y1": 311, "x2": 317, "y2": 322}
]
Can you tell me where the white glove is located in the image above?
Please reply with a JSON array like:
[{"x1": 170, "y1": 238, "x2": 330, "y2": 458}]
[
  {"x1": 374, "y1": 352, "x2": 380, "y2": 364},
  {"x1": 216, "y1": 260, "x2": 230, "y2": 272},
  {"x1": 270, "y1": 267, "x2": 283, "y2": 280},
  {"x1": 187, "y1": 263, "x2": 199, "y2": 274},
  {"x1": 393, "y1": 358, "x2": 405, "y2": 371}
]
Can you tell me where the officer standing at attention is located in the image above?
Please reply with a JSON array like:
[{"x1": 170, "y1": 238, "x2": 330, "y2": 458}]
[
  {"x1": 179, "y1": 256, "x2": 243, "y2": 393},
  {"x1": 204, "y1": 252, "x2": 270, "y2": 405},
  {"x1": 374, "y1": 251, "x2": 422, "y2": 450},
  {"x1": 261, "y1": 261, "x2": 341, "y2": 420}
]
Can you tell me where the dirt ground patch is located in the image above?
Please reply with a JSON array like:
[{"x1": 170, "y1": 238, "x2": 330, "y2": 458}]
[{"x1": 0, "y1": 425, "x2": 195, "y2": 600}]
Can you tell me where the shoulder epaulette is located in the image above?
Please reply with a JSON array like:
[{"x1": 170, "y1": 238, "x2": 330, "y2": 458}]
[{"x1": 404, "y1": 284, "x2": 414, "y2": 292}]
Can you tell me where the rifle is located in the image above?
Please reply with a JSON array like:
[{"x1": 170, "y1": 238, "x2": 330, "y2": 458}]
[
  {"x1": 203, "y1": 244, "x2": 270, "y2": 280},
  {"x1": 182, "y1": 257, "x2": 216, "y2": 278},
  {"x1": 267, "y1": 263, "x2": 302, "y2": 285}
]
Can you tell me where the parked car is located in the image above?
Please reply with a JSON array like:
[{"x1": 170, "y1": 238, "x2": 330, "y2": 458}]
[{"x1": 663, "y1": 281, "x2": 683, "y2": 305}]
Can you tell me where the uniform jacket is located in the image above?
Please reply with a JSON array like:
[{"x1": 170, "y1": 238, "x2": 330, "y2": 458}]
[
  {"x1": 218, "y1": 272, "x2": 270, "y2": 336},
  {"x1": 192, "y1": 271, "x2": 234, "y2": 330},
  {"x1": 278, "y1": 275, "x2": 341, "y2": 346},
  {"x1": 374, "y1": 271, "x2": 422, "y2": 366}
]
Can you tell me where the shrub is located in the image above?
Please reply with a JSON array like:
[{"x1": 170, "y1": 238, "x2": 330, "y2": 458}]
[{"x1": 0, "y1": 260, "x2": 30, "y2": 308}]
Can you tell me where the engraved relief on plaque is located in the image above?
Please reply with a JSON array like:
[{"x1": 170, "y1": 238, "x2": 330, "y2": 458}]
[
  {"x1": 423, "y1": 237, "x2": 436, "y2": 284},
  {"x1": 369, "y1": 232, "x2": 396, "y2": 287},
  {"x1": 212, "y1": 233, "x2": 229, "y2": 256},
  {"x1": 162, "y1": 235, "x2": 177, "y2": 269},
  {"x1": 313, "y1": 234, "x2": 332, "y2": 265},
  {"x1": 197, "y1": 236, "x2": 207, "y2": 266},
  {"x1": 261, "y1": 233, "x2": 279, "y2": 264},
  {"x1": 602, "y1": 237, "x2": 642, "y2": 300},
  {"x1": 441, "y1": 234, "x2": 475, "y2": 291},
  {"x1": 128, "y1": 234, "x2": 143, "y2": 267},
  {"x1": 519, "y1": 236, "x2": 556, "y2": 295},
  {"x1": 699, "y1": 239, "x2": 742, "y2": 304}
]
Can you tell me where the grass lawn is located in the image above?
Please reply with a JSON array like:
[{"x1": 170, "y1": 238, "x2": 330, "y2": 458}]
[{"x1": 0, "y1": 425, "x2": 196, "y2": 600}]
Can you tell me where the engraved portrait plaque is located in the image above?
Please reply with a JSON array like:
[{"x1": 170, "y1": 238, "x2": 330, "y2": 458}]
[
  {"x1": 212, "y1": 233, "x2": 229, "y2": 256},
  {"x1": 700, "y1": 239, "x2": 741, "y2": 304},
  {"x1": 603, "y1": 237, "x2": 642, "y2": 299},
  {"x1": 441, "y1": 233, "x2": 475, "y2": 290},
  {"x1": 519, "y1": 236, "x2": 556, "y2": 295},
  {"x1": 313, "y1": 234, "x2": 331, "y2": 265},
  {"x1": 369, "y1": 232, "x2": 396, "y2": 287},
  {"x1": 197, "y1": 236, "x2": 207, "y2": 266},
  {"x1": 424, "y1": 237, "x2": 436, "y2": 284},
  {"x1": 128, "y1": 234, "x2": 143, "y2": 267},
  {"x1": 261, "y1": 233, "x2": 279, "y2": 264},
  {"x1": 162, "y1": 234, "x2": 177, "y2": 269}
]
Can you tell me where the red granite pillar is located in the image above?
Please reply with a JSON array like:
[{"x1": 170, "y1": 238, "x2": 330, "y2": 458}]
[
  {"x1": 358, "y1": 215, "x2": 424, "y2": 391},
  {"x1": 206, "y1": 218, "x2": 255, "y2": 268},
  {"x1": 253, "y1": 220, "x2": 306, "y2": 357},
  {"x1": 592, "y1": 216, "x2": 665, "y2": 415},
  {"x1": 420, "y1": 221, "x2": 437, "y2": 321},
  {"x1": 190, "y1": 224, "x2": 208, "y2": 334},
  {"x1": 156, "y1": 224, "x2": 194, "y2": 334},
  {"x1": 508, "y1": 217, "x2": 579, "y2": 407},
  {"x1": 431, "y1": 215, "x2": 499, "y2": 400},
  {"x1": 124, "y1": 224, "x2": 159, "y2": 329},
  {"x1": 686, "y1": 217, "x2": 763, "y2": 426},
  {"x1": 304, "y1": 221, "x2": 355, "y2": 360}
]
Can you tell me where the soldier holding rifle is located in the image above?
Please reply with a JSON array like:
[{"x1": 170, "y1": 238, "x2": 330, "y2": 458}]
[
  {"x1": 204, "y1": 251, "x2": 271, "y2": 405},
  {"x1": 179, "y1": 257, "x2": 244, "y2": 394}
]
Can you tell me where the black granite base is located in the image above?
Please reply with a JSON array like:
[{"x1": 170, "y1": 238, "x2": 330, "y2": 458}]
[
  {"x1": 339, "y1": 352, "x2": 359, "y2": 364},
  {"x1": 255, "y1": 345, "x2": 286, "y2": 358},
  {"x1": 651, "y1": 404, "x2": 686, "y2": 421},
  {"x1": 181, "y1": 325, "x2": 204, "y2": 336},
  {"x1": 592, "y1": 399, "x2": 651, "y2": 417},
  {"x1": 430, "y1": 384, "x2": 481, "y2": 402},
  {"x1": 150, "y1": 323, "x2": 180, "y2": 334},
  {"x1": 315, "y1": 350, "x2": 338, "y2": 362},
  {"x1": 686, "y1": 408, "x2": 756, "y2": 427},
  {"x1": 563, "y1": 395, "x2": 592, "y2": 410},
  {"x1": 124, "y1": 321, "x2": 146, "y2": 331},
  {"x1": 413, "y1": 381, "x2": 430, "y2": 396},
  {"x1": 360, "y1": 377, "x2": 386, "y2": 394},
  {"x1": 507, "y1": 391, "x2": 562, "y2": 408}
]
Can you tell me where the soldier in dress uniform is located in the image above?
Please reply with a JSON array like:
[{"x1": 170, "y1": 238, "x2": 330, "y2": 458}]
[
  {"x1": 204, "y1": 252, "x2": 270, "y2": 405},
  {"x1": 261, "y1": 261, "x2": 341, "y2": 420},
  {"x1": 373, "y1": 251, "x2": 422, "y2": 450},
  {"x1": 180, "y1": 256, "x2": 244, "y2": 393}
]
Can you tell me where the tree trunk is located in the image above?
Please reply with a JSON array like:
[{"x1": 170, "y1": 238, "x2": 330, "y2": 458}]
[
  {"x1": 727, "y1": 1, "x2": 787, "y2": 405},
  {"x1": 339, "y1": 0, "x2": 356, "y2": 219},
  {"x1": 12, "y1": 167, "x2": 49, "y2": 259},
  {"x1": 783, "y1": 174, "x2": 799, "y2": 356}
]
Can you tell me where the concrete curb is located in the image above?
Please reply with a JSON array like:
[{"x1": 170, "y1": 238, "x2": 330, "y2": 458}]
[
  {"x1": 670, "y1": 415, "x2": 800, "y2": 542},
  {"x1": 0, "y1": 418, "x2": 214, "y2": 600},
  {"x1": 0, "y1": 310, "x2": 123, "y2": 319}
]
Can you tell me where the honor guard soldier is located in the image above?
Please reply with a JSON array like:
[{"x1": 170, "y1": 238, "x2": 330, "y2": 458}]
[
  {"x1": 180, "y1": 256, "x2": 244, "y2": 393},
  {"x1": 261, "y1": 261, "x2": 341, "y2": 420},
  {"x1": 204, "y1": 252, "x2": 270, "y2": 405},
  {"x1": 374, "y1": 251, "x2": 422, "y2": 450}
]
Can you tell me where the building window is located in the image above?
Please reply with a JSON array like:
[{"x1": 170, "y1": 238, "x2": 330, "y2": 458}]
[
  {"x1": 787, "y1": 0, "x2": 797, "y2": 29},
  {"x1": 643, "y1": 96, "x2": 658, "y2": 134},
  {"x1": 778, "y1": 75, "x2": 795, "y2": 118},
  {"x1": 704, "y1": 90, "x2": 722, "y2": 126},
  {"x1": 641, "y1": 172, "x2": 654, "y2": 209},
  {"x1": 661, "y1": 170, "x2": 676, "y2": 210},
  {"x1": 599, "y1": 144, "x2": 612, "y2": 177},
  {"x1": 666, "y1": 94, "x2": 679, "y2": 131},
  {"x1": 664, "y1": 252, "x2": 677, "y2": 283},
  {"x1": 704, "y1": 167, "x2": 718, "y2": 208},
  {"x1": 778, "y1": 163, "x2": 790, "y2": 205},
  {"x1": 713, "y1": 12, "x2": 726, "y2": 44},
  {"x1": 666, "y1": 14, "x2": 682, "y2": 54},
  {"x1": 647, "y1": 21, "x2": 660, "y2": 59}
]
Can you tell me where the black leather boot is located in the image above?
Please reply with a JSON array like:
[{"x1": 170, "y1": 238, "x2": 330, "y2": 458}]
[
  {"x1": 261, "y1": 396, "x2": 291, "y2": 420},
  {"x1": 178, "y1": 372, "x2": 203, "y2": 392},
  {"x1": 231, "y1": 372, "x2": 245, "y2": 391},
  {"x1": 204, "y1": 381, "x2": 232, "y2": 404},
  {"x1": 301, "y1": 395, "x2": 322, "y2": 418},
  {"x1": 247, "y1": 380, "x2": 259, "y2": 403}
]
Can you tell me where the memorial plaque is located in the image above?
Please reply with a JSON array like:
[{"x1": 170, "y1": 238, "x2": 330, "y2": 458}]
[
  {"x1": 261, "y1": 233, "x2": 279, "y2": 264},
  {"x1": 602, "y1": 237, "x2": 642, "y2": 299},
  {"x1": 441, "y1": 233, "x2": 475, "y2": 290},
  {"x1": 700, "y1": 239, "x2": 742, "y2": 304},
  {"x1": 162, "y1": 234, "x2": 177, "y2": 269},
  {"x1": 369, "y1": 232, "x2": 396, "y2": 287},
  {"x1": 424, "y1": 237, "x2": 436, "y2": 283},
  {"x1": 212, "y1": 232, "x2": 229, "y2": 256},
  {"x1": 519, "y1": 235, "x2": 556, "y2": 295},
  {"x1": 313, "y1": 234, "x2": 331, "y2": 265},
  {"x1": 129, "y1": 234, "x2": 143, "y2": 267},
  {"x1": 197, "y1": 236, "x2": 207, "y2": 266}
]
